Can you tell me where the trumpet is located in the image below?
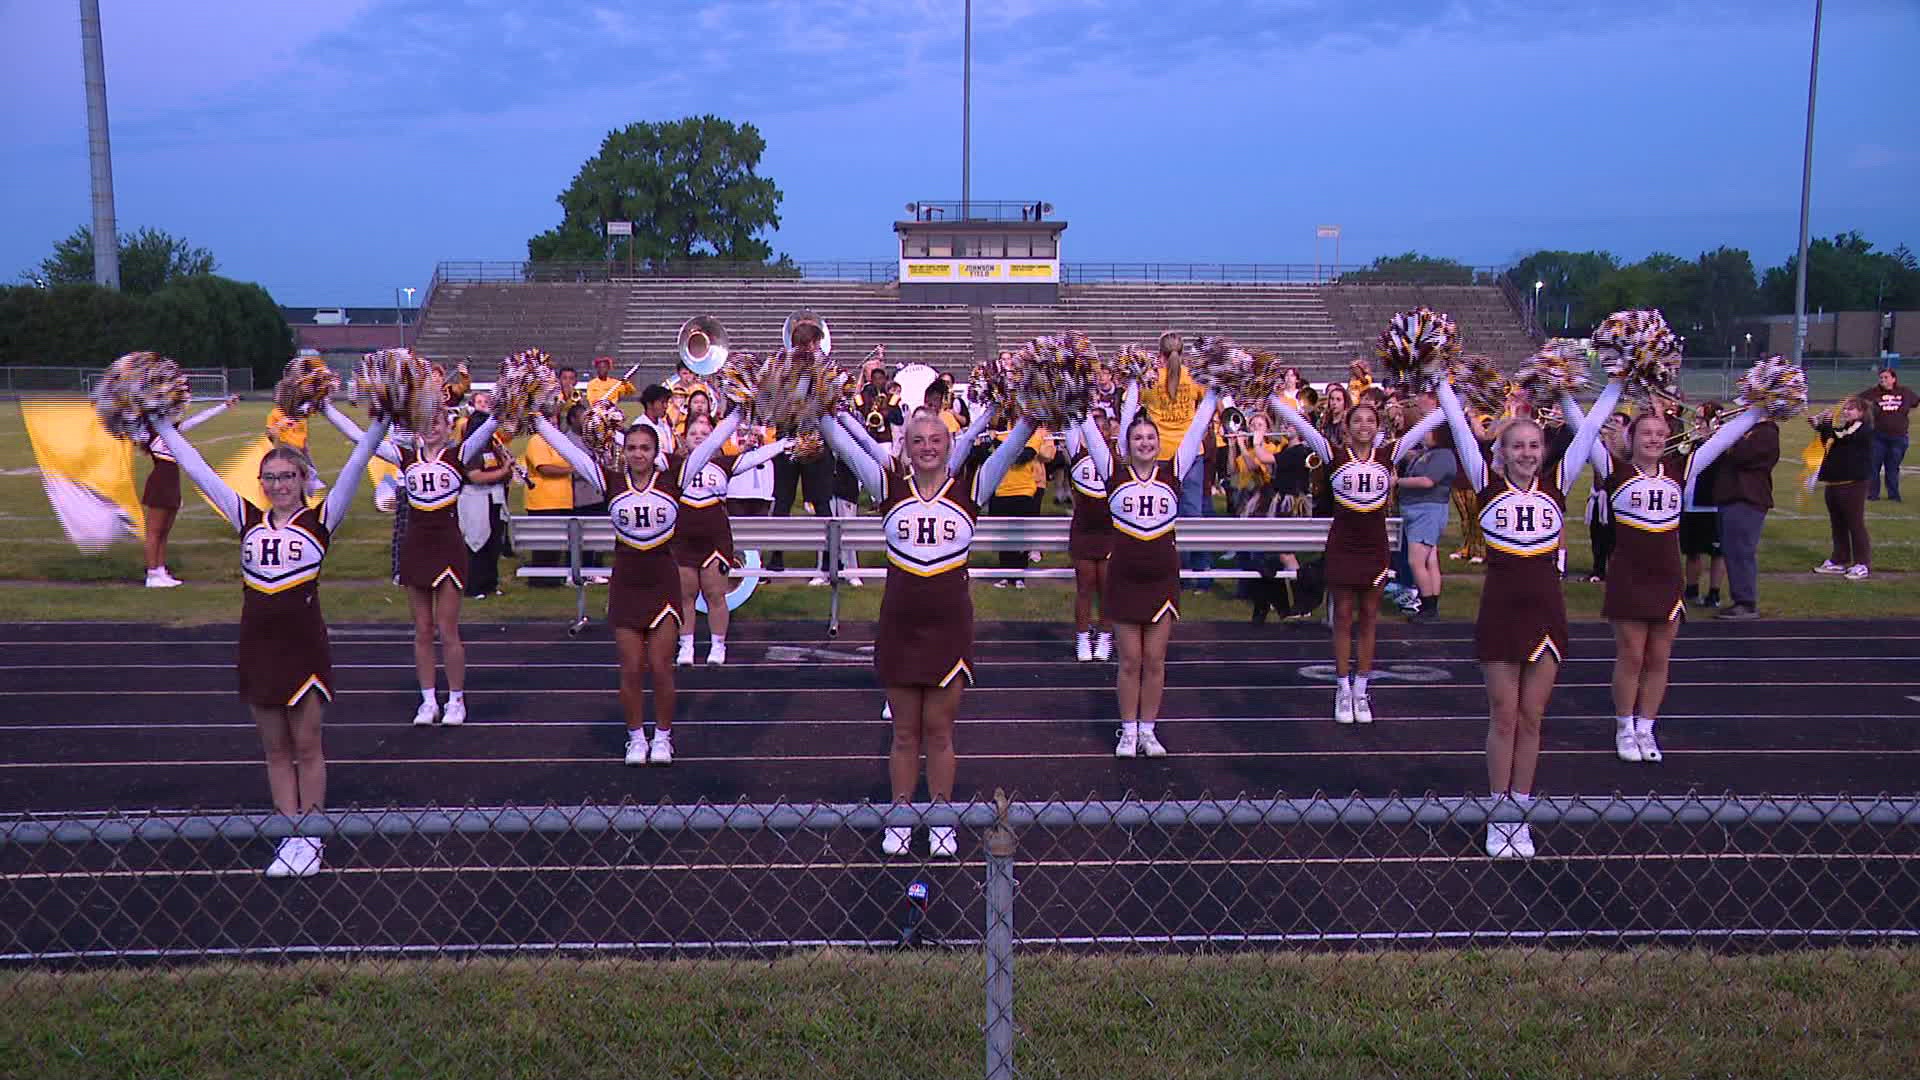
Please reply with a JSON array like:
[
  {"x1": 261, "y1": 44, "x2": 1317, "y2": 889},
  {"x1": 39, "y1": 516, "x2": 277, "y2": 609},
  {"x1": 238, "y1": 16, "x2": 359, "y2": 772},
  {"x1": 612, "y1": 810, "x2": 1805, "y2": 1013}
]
[
  {"x1": 782, "y1": 309, "x2": 831, "y2": 356},
  {"x1": 1662, "y1": 404, "x2": 1729, "y2": 453},
  {"x1": 677, "y1": 315, "x2": 729, "y2": 376}
]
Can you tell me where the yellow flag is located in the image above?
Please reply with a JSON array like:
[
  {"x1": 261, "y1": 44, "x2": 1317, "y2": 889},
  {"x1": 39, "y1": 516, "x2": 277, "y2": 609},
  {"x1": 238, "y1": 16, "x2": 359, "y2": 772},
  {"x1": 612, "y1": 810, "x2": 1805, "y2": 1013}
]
[
  {"x1": 21, "y1": 398, "x2": 146, "y2": 551},
  {"x1": 197, "y1": 435, "x2": 275, "y2": 516}
]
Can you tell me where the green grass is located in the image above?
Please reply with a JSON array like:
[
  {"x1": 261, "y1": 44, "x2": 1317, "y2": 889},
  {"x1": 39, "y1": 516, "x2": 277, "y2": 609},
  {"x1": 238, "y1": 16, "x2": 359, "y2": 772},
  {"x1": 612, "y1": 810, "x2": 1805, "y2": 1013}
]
[
  {"x1": 3, "y1": 949, "x2": 1911, "y2": 1079},
  {"x1": 1, "y1": 399, "x2": 1915, "y2": 623}
]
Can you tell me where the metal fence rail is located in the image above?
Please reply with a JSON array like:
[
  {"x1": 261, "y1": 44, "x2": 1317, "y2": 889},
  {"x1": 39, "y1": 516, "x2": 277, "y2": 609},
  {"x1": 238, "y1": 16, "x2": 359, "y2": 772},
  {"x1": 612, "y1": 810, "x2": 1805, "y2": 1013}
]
[{"x1": 1, "y1": 794, "x2": 1914, "y2": 1077}]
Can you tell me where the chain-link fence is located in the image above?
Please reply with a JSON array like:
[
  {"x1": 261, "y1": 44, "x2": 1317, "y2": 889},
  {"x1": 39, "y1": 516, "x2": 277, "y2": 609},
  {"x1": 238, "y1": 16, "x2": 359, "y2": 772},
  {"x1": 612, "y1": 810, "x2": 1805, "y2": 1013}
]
[{"x1": 3, "y1": 794, "x2": 1915, "y2": 1078}]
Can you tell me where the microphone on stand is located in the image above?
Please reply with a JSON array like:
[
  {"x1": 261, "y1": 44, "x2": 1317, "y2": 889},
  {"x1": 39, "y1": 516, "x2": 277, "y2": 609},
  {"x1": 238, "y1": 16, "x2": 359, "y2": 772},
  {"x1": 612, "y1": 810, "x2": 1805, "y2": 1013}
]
[{"x1": 899, "y1": 880, "x2": 933, "y2": 948}]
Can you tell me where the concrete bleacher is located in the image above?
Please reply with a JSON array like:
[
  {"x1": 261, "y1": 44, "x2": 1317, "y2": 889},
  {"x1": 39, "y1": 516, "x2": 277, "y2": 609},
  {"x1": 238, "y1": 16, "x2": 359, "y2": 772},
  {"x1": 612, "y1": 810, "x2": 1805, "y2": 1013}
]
[
  {"x1": 1323, "y1": 284, "x2": 1540, "y2": 365},
  {"x1": 611, "y1": 280, "x2": 975, "y2": 383},
  {"x1": 990, "y1": 283, "x2": 1352, "y2": 378},
  {"x1": 412, "y1": 283, "x2": 624, "y2": 375}
]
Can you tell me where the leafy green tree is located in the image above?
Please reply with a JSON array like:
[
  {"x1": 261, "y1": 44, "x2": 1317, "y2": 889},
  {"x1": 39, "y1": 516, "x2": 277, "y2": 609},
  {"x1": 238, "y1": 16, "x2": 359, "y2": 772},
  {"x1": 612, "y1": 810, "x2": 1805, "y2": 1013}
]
[
  {"x1": 1761, "y1": 232, "x2": 1920, "y2": 313},
  {"x1": 528, "y1": 115, "x2": 784, "y2": 267},
  {"x1": 0, "y1": 284, "x2": 149, "y2": 364},
  {"x1": 29, "y1": 226, "x2": 217, "y2": 295},
  {"x1": 0, "y1": 276, "x2": 292, "y2": 382},
  {"x1": 1336, "y1": 253, "x2": 1474, "y2": 285}
]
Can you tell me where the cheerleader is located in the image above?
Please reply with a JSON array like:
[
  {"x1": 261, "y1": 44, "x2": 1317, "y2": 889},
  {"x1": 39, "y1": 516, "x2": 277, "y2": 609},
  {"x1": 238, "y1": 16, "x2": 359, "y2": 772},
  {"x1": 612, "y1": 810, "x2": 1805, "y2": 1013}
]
[
  {"x1": 1267, "y1": 394, "x2": 1446, "y2": 724},
  {"x1": 822, "y1": 403, "x2": 1017, "y2": 857},
  {"x1": 533, "y1": 410, "x2": 737, "y2": 765},
  {"x1": 1065, "y1": 405, "x2": 1116, "y2": 661},
  {"x1": 1435, "y1": 378, "x2": 1610, "y2": 858},
  {"x1": 1585, "y1": 378, "x2": 1756, "y2": 765},
  {"x1": 1076, "y1": 380, "x2": 1219, "y2": 758},
  {"x1": 672, "y1": 413, "x2": 791, "y2": 666},
  {"x1": 139, "y1": 395, "x2": 238, "y2": 586},
  {"x1": 153, "y1": 407, "x2": 389, "y2": 877},
  {"x1": 322, "y1": 401, "x2": 498, "y2": 726}
]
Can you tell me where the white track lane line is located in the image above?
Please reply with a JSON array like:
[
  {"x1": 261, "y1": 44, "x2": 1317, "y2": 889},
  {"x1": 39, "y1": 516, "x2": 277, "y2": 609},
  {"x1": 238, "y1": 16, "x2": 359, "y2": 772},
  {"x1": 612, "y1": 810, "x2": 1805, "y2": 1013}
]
[
  {"x1": 2, "y1": 653, "x2": 1909, "y2": 670},
  {"x1": 5, "y1": 680, "x2": 1915, "y2": 695},
  {"x1": 6, "y1": 632, "x2": 1918, "y2": 646}
]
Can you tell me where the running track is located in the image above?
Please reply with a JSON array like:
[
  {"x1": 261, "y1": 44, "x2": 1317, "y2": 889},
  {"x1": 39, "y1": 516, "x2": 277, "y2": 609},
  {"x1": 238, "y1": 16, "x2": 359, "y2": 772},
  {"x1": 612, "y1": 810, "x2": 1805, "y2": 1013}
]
[{"x1": 2, "y1": 618, "x2": 1916, "y2": 960}]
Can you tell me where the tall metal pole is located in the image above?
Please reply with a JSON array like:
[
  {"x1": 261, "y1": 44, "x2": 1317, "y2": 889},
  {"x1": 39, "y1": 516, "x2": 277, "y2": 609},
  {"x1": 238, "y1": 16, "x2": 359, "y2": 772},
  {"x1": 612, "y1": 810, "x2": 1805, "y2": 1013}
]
[
  {"x1": 1790, "y1": 0, "x2": 1823, "y2": 364},
  {"x1": 79, "y1": 0, "x2": 119, "y2": 289},
  {"x1": 961, "y1": 0, "x2": 971, "y2": 220}
]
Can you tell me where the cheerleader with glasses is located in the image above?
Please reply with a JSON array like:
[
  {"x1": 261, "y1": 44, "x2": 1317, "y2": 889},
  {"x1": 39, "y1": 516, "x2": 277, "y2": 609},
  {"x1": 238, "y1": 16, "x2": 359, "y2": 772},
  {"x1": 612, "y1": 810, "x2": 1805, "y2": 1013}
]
[
  {"x1": 1435, "y1": 377, "x2": 1611, "y2": 858},
  {"x1": 1266, "y1": 395, "x2": 1446, "y2": 724},
  {"x1": 323, "y1": 401, "x2": 499, "y2": 727},
  {"x1": 153, "y1": 406, "x2": 391, "y2": 877},
  {"x1": 822, "y1": 402, "x2": 1018, "y2": 858},
  {"x1": 1076, "y1": 379, "x2": 1219, "y2": 758}
]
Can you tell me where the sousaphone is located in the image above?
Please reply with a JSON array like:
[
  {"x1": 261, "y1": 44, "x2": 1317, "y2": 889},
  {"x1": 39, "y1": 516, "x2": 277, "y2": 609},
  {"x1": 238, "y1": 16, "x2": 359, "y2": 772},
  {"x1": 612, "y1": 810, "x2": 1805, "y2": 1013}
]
[
  {"x1": 677, "y1": 315, "x2": 729, "y2": 376},
  {"x1": 782, "y1": 309, "x2": 832, "y2": 357}
]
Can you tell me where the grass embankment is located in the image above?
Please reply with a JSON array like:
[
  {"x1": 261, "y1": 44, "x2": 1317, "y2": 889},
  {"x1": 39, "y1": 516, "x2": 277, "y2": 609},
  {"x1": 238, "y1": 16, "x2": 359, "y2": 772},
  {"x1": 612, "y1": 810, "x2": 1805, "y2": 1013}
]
[
  {"x1": 4, "y1": 949, "x2": 1914, "y2": 1079},
  {"x1": 1, "y1": 400, "x2": 1915, "y2": 624}
]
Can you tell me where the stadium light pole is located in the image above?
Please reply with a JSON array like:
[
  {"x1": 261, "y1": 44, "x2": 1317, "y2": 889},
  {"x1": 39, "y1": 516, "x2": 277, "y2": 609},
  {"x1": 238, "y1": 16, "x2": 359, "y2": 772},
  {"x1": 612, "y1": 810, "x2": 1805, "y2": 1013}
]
[
  {"x1": 961, "y1": 0, "x2": 971, "y2": 220},
  {"x1": 78, "y1": 0, "x2": 120, "y2": 290},
  {"x1": 1790, "y1": 0, "x2": 1823, "y2": 364}
]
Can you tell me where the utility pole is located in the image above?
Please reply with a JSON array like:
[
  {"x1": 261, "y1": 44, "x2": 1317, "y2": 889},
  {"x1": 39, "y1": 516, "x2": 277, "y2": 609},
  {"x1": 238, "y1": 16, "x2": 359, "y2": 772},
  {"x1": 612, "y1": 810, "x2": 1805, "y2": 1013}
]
[
  {"x1": 1790, "y1": 0, "x2": 1823, "y2": 364},
  {"x1": 79, "y1": 0, "x2": 120, "y2": 289},
  {"x1": 961, "y1": 0, "x2": 971, "y2": 220}
]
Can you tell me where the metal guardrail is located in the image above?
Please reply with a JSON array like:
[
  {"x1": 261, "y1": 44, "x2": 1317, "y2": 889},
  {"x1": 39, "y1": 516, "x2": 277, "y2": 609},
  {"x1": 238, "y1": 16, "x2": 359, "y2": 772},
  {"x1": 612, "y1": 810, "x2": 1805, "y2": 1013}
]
[
  {"x1": 429, "y1": 260, "x2": 1526, "y2": 288},
  {"x1": 0, "y1": 366, "x2": 250, "y2": 396},
  {"x1": 2, "y1": 794, "x2": 1914, "y2": 1078}
]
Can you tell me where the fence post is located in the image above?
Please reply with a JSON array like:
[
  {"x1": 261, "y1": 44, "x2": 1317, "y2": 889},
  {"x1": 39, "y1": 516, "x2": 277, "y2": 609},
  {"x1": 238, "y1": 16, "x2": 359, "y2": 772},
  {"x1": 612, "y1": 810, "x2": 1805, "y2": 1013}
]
[{"x1": 983, "y1": 788, "x2": 1016, "y2": 1080}]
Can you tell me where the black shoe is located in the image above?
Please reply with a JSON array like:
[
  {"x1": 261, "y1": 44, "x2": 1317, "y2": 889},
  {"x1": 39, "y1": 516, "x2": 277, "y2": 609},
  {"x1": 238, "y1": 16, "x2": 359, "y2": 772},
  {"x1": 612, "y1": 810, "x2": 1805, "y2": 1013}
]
[
  {"x1": 1683, "y1": 584, "x2": 1699, "y2": 603},
  {"x1": 1251, "y1": 605, "x2": 1269, "y2": 625},
  {"x1": 1715, "y1": 603, "x2": 1760, "y2": 621},
  {"x1": 1699, "y1": 589, "x2": 1721, "y2": 609},
  {"x1": 1892, "y1": 496, "x2": 1904, "y2": 503},
  {"x1": 1868, "y1": 495, "x2": 1881, "y2": 501}
]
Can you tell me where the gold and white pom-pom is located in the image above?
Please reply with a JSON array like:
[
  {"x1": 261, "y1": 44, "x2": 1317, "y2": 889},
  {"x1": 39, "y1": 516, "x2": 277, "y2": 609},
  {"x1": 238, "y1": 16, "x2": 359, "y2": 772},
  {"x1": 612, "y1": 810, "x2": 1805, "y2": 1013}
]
[
  {"x1": 1735, "y1": 355, "x2": 1810, "y2": 422},
  {"x1": 492, "y1": 349, "x2": 563, "y2": 436},
  {"x1": 1513, "y1": 338, "x2": 1591, "y2": 410},
  {"x1": 272, "y1": 355, "x2": 341, "y2": 417},
  {"x1": 93, "y1": 351, "x2": 191, "y2": 438},
  {"x1": 1375, "y1": 307, "x2": 1460, "y2": 391}
]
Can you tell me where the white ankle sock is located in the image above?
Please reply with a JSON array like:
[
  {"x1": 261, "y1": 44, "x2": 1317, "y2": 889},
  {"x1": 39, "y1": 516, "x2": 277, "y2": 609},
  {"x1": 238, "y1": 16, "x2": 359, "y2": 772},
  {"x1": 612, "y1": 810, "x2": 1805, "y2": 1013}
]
[
  {"x1": 1633, "y1": 715, "x2": 1654, "y2": 736},
  {"x1": 710, "y1": 634, "x2": 725, "y2": 647},
  {"x1": 1338, "y1": 675, "x2": 1353, "y2": 694},
  {"x1": 1139, "y1": 721, "x2": 1156, "y2": 735},
  {"x1": 420, "y1": 689, "x2": 436, "y2": 707},
  {"x1": 1616, "y1": 715, "x2": 1636, "y2": 735},
  {"x1": 1352, "y1": 674, "x2": 1369, "y2": 697},
  {"x1": 679, "y1": 633, "x2": 694, "y2": 647},
  {"x1": 448, "y1": 691, "x2": 464, "y2": 705}
]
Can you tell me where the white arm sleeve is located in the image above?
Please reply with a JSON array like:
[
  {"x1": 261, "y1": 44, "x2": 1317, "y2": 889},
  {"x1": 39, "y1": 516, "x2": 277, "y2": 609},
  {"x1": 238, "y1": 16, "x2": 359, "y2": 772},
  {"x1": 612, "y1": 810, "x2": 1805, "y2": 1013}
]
[
  {"x1": 821, "y1": 415, "x2": 887, "y2": 500},
  {"x1": 841, "y1": 413, "x2": 892, "y2": 466},
  {"x1": 322, "y1": 416, "x2": 392, "y2": 532},
  {"x1": 1684, "y1": 408, "x2": 1762, "y2": 505},
  {"x1": 458, "y1": 415, "x2": 501, "y2": 464},
  {"x1": 1436, "y1": 381, "x2": 1488, "y2": 492},
  {"x1": 1171, "y1": 390, "x2": 1218, "y2": 478},
  {"x1": 1267, "y1": 396, "x2": 1332, "y2": 461},
  {"x1": 1558, "y1": 391, "x2": 1613, "y2": 476},
  {"x1": 177, "y1": 398, "x2": 235, "y2": 434},
  {"x1": 152, "y1": 418, "x2": 244, "y2": 532},
  {"x1": 1117, "y1": 381, "x2": 1141, "y2": 440},
  {"x1": 683, "y1": 411, "x2": 742, "y2": 481},
  {"x1": 947, "y1": 404, "x2": 996, "y2": 477},
  {"x1": 322, "y1": 402, "x2": 402, "y2": 464},
  {"x1": 973, "y1": 419, "x2": 1037, "y2": 504},
  {"x1": 1560, "y1": 381, "x2": 1623, "y2": 492},
  {"x1": 1389, "y1": 408, "x2": 1448, "y2": 464},
  {"x1": 532, "y1": 416, "x2": 607, "y2": 499},
  {"x1": 1064, "y1": 425, "x2": 1083, "y2": 457},
  {"x1": 731, "y1": 438, "x2": 790, "y2": 474},
  {"x1": 1079, "y1": 414, "x2": 1113, "y2": 481}
]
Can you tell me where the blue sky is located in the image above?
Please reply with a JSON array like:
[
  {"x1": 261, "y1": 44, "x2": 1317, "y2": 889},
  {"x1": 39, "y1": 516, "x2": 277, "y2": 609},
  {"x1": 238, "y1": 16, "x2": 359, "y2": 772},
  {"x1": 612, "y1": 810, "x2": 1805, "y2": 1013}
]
[{"x1": 2, "y1": 0, "x2": 1913, "y2": 307}]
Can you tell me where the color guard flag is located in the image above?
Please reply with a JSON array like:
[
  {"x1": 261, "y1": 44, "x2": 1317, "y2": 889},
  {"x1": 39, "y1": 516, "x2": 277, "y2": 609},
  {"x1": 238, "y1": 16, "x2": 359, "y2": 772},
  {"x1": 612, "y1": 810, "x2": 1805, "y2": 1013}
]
[
  {"x1": 21, "y1": 398, "x2": 145, "y2": 551},
  {"x1": 199, "y1": 435, "x2": 276, "y2": 516}
]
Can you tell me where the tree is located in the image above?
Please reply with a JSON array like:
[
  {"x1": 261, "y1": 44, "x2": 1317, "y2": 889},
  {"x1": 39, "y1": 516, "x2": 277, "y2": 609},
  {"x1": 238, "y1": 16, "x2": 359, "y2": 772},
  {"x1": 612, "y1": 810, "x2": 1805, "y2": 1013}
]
[
  {"x1": 1336, "y1": 252, "x2": 1474, "y2": 285},
  {"x1": 528, "y1": 115, "x2": 784, "y2": 267},
  {"x1": 1761, "y1": 232, "x2": 1920, "y2": 313},
  {"x1": 0, "y1": 276, "x2": 292, "y2": 382},
  {"x1": 29, "y1": 226, "x2": 217, "y2": 295}
]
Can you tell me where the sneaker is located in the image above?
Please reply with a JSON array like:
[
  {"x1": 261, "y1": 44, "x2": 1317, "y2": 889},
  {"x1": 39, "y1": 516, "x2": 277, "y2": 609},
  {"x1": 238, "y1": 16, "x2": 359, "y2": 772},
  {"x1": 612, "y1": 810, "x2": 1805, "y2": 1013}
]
[
  {"x1": 706, "y1": 640, "x2": 727, "y2": 666},
  {"x1": 1701, "y1": 589, "x2": 1721, "y2": 609},
  {"x1": 807, "y1": 576, "x2": 830, "y2": 587},
  {"x1": 264, "y1": 837, "x2": 300, "y2": 878},
  {"x1": 1137, "y1": 727, "x2": 1167, "y2": 758},
  {"x1": 1509, "y1": 823, "x2": 1536, "y2": 858},
  {"x1": 929, "y1": 826, "x2": 958, "y2": 858},
  {"x1": 1814, "y1": 560, "x2": 1847, "y2": 574},
  {"x1": 1027, "y1": 550, "x2": 1042, "y2": 564},
  {"x1": 1114, "y1": 724, "x2": 1140, "y2": 758},
  {"x1": 1075, "y1": 632, "x2": 1093, "y2": 662},
  {"x1": 1334, "y1": 687, "x2": 1355, "y2": 725},
  {"x1": 624, "y1": 730, "x2": 648, "y2": 765},
  {"x1": 881, "y1": 826, "x2": 912, "y2": 857},
  {"x1": 1352, "y1": 695, "x2": 1374, "y2": 725},
  {"x1": 1469, "y1": 556, "x2": 1485, "y2": 565},
  {"x1": 882, "y1": 701, "x2": 892, "y2": 721},
  {"x1": 1845, "y1": 564, "x2": 1870, "y2": 580},
  {"x1": 1447, "y1": 549, "x2": 1469, "y2": 561},
  {"x1": 412, "y1": 699, "x2": 439, "y2": 726},
  {"x1": 441, "y1": 698, "x2": 466, "y2": 726},
  {"x1": 846, "y1": 575, "x2": 863, "y2": 588},
  {"x1": 1484, "y1": 821, "x2": 1518, "y2": 859},
  {"x1": 1092, "y1": 632, "x2": 1113, "y2": 661},
  {"x1": 1716, "y1": 603, "x2": 1760, "y2": 621},
  {"x1": 1012, "y1": 580, "x2": 1026, "y2": 590},
  {"x1": 144, "y1": 569, "x2": 181, "y2": 588},
  {"x1": 648, "y1": 729, "x2": 674, "y2": 766},
  {"x1": 675, "y1": 637, "x2": 695, "y2": 667},
  {"x1": 1636, "y1": 730, "x2": 1663, "y2": 762},
  {"x1": 992, "y1": 579, "x2": 1009, "y2": 589},
  {"x1": 266, "y1": 836, "x2": 321, "y2": 879},
  {"x1": 1615, "y1": 727, "x2": 1643, "y2": 762}
]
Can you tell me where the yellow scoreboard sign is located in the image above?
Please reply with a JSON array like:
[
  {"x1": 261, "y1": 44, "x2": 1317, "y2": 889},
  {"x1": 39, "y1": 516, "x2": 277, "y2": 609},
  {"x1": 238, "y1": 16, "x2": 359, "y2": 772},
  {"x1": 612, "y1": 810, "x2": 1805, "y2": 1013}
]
[{"x1": 901, "y1": 260, "x2": 1058, "y2": 282}]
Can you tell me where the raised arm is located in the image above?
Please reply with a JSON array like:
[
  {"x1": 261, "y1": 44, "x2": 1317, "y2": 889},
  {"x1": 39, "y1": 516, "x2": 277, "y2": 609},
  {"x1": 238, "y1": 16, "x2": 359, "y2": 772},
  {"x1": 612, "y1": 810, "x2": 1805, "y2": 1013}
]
[
  {"x1": 177, "y1": 396, "x2": 238, "y2": 433},
  {"x1": 973, "y1": 418, "x2": 1037, "y2": 504},
  {"x1": 1267, "y1": 396, "x2": 1332, "y2": 461},
  {"x1": 840, "y1": 411, "x2": 893, "y2": 466},
  {"x1": 947, "y1": 402, "x2": 995, "y2": 477},
  {"x1": 682, "y1": 410, "x2": 742, "y2": 481},
  {"x1": 1078, "y1": 413, "x2": 1113, "y2": 481},
  {"x1": 730, "y1": 436, "x2": 791, "y2": 474},
  {"x1": 321, "y1": 401, "x2": 402, "y2": 464},
  {"x1": 1171, "y1": 389, "x2": 1219, "y2": 477},
  {"x1": 1435, "y1": 380, "x2": 1488, "y2": 492},
  {"x1": 1683, "y1": 407, "x2": 1763, "y2": 505},
  {"x1": 458, "y1": 414, "x2": 501, "y2": 463},
  {"x1": 321, "y1": 416, "x2": 393, "y2": 532},
  {"x1": 152, "y1": 417, "x2": 244, "y2": 531},
  {"x1": 821, "y1": 416, "x2": 887, "y2": 500},
  {"x1": 1558, "y1": 390, "x2": 1613, "y2": 477},
  {"x1": 1559, "y1": 381, "x2": 1623, "y2": 492},
  {"x1": 531, "y1": 415, "x2": 607, "y2": 499},
  {"x1": 1388, "y1": 407, "x2": 1447, "y2": 464},
  {"x1": 1116, "y1": 381, "x2": 1141, "y2": 441}
]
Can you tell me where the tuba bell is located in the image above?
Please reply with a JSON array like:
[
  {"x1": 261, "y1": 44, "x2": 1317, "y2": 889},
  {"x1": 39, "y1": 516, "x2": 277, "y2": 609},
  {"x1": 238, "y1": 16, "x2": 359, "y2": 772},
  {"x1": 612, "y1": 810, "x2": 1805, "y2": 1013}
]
[
  {"x1": 782, "y1": 309, "x2": 831, "y2": 357},
  {"x1": 677, "y1": 315, "x2": 729, "y2": 376}
]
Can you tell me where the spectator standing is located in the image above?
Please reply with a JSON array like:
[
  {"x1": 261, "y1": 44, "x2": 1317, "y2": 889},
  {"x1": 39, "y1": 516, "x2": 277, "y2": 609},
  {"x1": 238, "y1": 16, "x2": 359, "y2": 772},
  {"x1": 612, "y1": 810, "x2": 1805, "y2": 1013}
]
[
  {"x1": 987, "y1": 419, "x2": 1054, "y2": 590},
  {"x1": 1140, "y1": 332, "x2": 1211, "y2": 590},
  {"x1": 1681, "y1": 403, "x2": 1729, "y2": 609},
  {"x1": 521, "y1": 412, "x2": 576, "y2": 587},
  {"x1": 1810, "y1": 397, "x2": 1876, "y2": 579},
  {"x1": 1862, "y1": 367, "x2": 1918, "y2": 501},
  {"x1": 1395, "y1": 405, "x2": 1456, "y2": 622},
  {"x1": 1710, "y1": 413, "x2": 1780, "y2": 620},
  {"x1": 457, "y1": 391, "x2": 513, "y2": 599}
]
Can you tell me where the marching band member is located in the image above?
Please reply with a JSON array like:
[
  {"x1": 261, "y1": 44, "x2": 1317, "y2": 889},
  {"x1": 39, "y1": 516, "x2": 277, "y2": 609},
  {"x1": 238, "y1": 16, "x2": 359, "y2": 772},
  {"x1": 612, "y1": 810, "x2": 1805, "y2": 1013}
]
[
  {"x1": 139, "y1": 395, "x2": 238, "y2": 586},
  {"x1": 585, "y1": 356, "x2": 636, "y2": 406},
  {"x1": 672, "y1": 412, "x2": 790, "y2": 666}
]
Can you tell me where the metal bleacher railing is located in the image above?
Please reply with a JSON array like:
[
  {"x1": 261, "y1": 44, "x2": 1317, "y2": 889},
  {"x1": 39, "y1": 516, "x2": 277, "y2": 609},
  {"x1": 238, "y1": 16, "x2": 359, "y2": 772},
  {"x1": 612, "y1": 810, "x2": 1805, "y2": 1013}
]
[
  {"x1": 2, "y1": 794, "x2": 1914, "y2": 1078},
  {"x1": 428, "y1": 260, "x2": 1520, "y2": 288}
]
